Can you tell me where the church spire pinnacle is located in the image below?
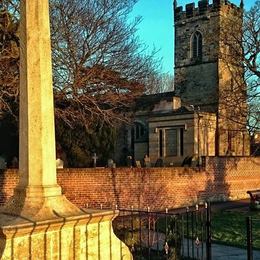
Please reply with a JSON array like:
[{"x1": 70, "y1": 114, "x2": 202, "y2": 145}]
[
  {"x1": 240, "y1": 0, "x2": 244, "y2": 8},
  {"x1": 174, "y1": 0, "x2": 178, "y2": 9}
]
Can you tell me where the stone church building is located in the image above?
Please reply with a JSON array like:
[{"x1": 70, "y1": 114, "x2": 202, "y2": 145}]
[{"x1": 115, "y1": 0, "x2": 250, "y2": 166}]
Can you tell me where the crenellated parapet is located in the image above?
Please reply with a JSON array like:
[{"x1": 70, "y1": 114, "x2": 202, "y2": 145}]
[{"x1": 174, "y1": 0, "x2": 242, "y2": 21}]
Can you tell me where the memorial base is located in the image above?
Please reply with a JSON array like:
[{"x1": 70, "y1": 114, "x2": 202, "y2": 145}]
[{"x1": 0, "y1": 209, "x2": 132, "y2": 259}]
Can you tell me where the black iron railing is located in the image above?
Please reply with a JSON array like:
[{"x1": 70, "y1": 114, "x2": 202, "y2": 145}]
[
  {"x1": 247, "y1": 216, "x2": 253, "y2": 260},
  {"x1": 113, "y1": 203, "x2": 212, "y2": 260},
  {"x1": 246, "y1": 214, "x2": 260, "y2": 260}
]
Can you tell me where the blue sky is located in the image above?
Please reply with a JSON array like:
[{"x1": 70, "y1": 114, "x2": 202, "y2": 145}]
[{"x1": 130, "y1": 0, "x2": 256, "y2": 75}]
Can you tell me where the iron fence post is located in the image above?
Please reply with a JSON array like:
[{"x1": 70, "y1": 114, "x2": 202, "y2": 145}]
[
  {"x1": 247, "y1": 216, "x2": 253, "y2": 260},
  {"x1": 156, "y1": 212, "x2": 159, "y2": 256},
  {"x1": 186, "y1": 207, "x2": 190, "y2": 258},
  {"x1": 206, "y1": 202, "x2": 212, "y2": 260},
  {"x1": 195, "y1": 204, "x2": 199, "y2": 259},
  {"x1": 139, "y1": 211, "x2": 142, "y2": 255},
  {"x1": 131, "y1": 206, "x2": 134, "y2": 253},
  {"x1": 201, "y1": 209, "x2": 204, "y2": 258},
  {"x1": 165, "y1": 207, "x2": 168, "y2": 258},
  {"x1": 192, "y1": 211, "x2": 195, "y2": 258},
  {"x1": 148, "y1": 207, "x2": 151, "y2": 260}
]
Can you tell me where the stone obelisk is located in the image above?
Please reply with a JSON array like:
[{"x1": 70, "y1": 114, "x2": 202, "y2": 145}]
[
  {"x1": 1, "y1": 0, "x2": 82, "y2": 220},
  {"x1": 0, "y1": 0, "x2": 132, "y2": 258}
]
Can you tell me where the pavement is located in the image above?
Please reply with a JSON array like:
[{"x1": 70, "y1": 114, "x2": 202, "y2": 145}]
[
  {"x1": 211, "y1": 243, "x2": 260, "y2": 260},
  {"x1": 182, "y1": 239, "x2": 260, "y2": 260}
]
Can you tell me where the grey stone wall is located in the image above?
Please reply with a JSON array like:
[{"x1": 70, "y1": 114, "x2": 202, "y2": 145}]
[
  {"x1": 175, "y1": 63, "x2": 218, "y2": 108},
  {"x1": 174, "y1": 3, "x2": 220, "y2": 109}
]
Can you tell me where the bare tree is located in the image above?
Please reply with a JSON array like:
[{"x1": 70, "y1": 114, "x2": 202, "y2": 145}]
[
  {"x1": 0, "y1": 0, "x2": 161, "y2": 129},
  {"x1": 0, "y1": 8, "x2": 19, "y2": 119},
  {"x1": 219, "y1": 1, "x2": 260, "y2": 134},
  {"x1": 145, "y1": 72, "x2": 174, "y2": 94},
  {"x1": 244, "y1": 1, "x2": 260, "y2": 134},
  {"x1": 50, "y1": 0, "x2": 162, "y2": 128}
]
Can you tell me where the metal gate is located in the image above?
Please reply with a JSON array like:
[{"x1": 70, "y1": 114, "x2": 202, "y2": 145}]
[{"x1": 113, "y1": 203, "x2": 212, "y2": 259}]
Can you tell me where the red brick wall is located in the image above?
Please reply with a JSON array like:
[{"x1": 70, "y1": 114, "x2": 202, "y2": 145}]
[
  {"x1": 0, "y1": 169, "x2": 18, "y2": 205},
  {"x1": 1, "y1": 157, "x2": 259, "y2": 210}
]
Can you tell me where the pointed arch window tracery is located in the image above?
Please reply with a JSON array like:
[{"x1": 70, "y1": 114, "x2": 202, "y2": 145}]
[{"x1": 191, "y1": 31, "x2": 203, "y2": 60}]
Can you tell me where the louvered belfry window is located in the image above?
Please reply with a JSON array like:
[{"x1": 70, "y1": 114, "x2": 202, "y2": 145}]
[{"x1": 192, "y1": 31, "x2": 203, "y2": 60}]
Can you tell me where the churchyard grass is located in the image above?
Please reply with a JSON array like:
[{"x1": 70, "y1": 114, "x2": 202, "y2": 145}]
[{"x1": 212, "y1": 210, "x2": 260, "y2": 249}]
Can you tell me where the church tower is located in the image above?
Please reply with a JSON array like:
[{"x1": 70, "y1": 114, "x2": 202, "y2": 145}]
[{"x1": 174, "y1": 0, "x2": 250, "y2": 156}]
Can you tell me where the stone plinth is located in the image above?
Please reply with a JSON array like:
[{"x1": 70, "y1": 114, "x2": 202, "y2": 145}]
[{"x1": 0, "y1": 209, "x2": 132, "y2": 259}]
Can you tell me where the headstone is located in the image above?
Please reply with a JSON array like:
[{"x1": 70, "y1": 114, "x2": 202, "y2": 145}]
[
  {"x1": 107, "y1": 159, "x2": 114, "y2": 168},
  {"x1": 135, "y1": 160, "x2": 141, "y2": 168},
  {"x1": 0, "y1": 156, "x2": 6, "y2": 169},
  {"x1": 56, "y1": 158, "x2": 64, "y2": 169},
  {"x1": 155, "y1": 158, "x2": 164, "y2": 167},
  {"x1": 181, "y1": 156, "x2": 193, "y2": 167},
  {"x1": 191, "y1": 156, "x2": 198, "y2": 167},
  {"x1": 126, "y1": 155, "x2": 133, "y2": 167},
  {"x1": 143, "y1": 154, "x2": 151, "y2": 168},
  {"x1": 11, "y1": 156, "x2": 18, "y2": 168},
  {"x1": 92, "y1": 153, "x2": 98, "y2": 168}
]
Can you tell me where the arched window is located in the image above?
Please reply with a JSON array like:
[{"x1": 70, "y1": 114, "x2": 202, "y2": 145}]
[
  {"x1": 134, "y1": 122, "x2": 146, "y2": 141},
  {"x1": 191, "y1": 31, "x2": 203, "y2": 60}
]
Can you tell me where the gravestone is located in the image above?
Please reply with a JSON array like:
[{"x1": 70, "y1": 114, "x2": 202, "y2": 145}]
[
  {"x1": 11, "y1": 156, "x2": 18, "y2": 168},
  {"x1": 143, "y1": 154, "x2": 151, "y2": 168},
  {"x1": 92, "y1": 153, "x2": 98, "y2": 168},
  {"x1": 135, "y1": 160, "x2": 142, "y2": 168},
  {"x1": 0, "y1": 155, "x2": 6, "y2": 169},
  {"x1": 126, "y1": 155, "x2": 133, "y2": 167},
  {"x1": 181, "y1": 156, "x2": 193, "y2": 167},
  {"x1": 56, "y1": 158, "x2": 64, "y2": 169},
  {"x1": 107, "y1": 159, "x2": 114, "y2": 168},
  {"x1": 155, "y1": 158, "x2": 164, "y2": 167}
]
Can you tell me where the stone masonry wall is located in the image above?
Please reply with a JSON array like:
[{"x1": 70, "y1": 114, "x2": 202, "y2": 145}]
[
  {"x1": 174, "y1": 3, "x2": 220, "y2": 108},
  {"x1": 0, "y1": 157, "x2": 259, "y2": 210}
]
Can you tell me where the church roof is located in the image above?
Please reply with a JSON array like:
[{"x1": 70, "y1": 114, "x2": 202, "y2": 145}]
[
  {"x1": 150, "y1": 106, "x2": 193, "y2": 116},
  {"x1": 135, "y1": 91, "x2": 178, "y2": 111}
]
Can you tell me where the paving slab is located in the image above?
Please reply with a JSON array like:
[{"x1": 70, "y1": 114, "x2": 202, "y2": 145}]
[
  {"x1": 183, "y1": 240, "x2": 260, "y2": 260},
  {"x1": 212, "y1": 243, "x2": 260, "y2": 260}
]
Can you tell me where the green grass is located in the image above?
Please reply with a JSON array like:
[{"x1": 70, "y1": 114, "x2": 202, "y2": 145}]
[{"x1": 212, "y1": 210, "x2": 260, "y2": 249}]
